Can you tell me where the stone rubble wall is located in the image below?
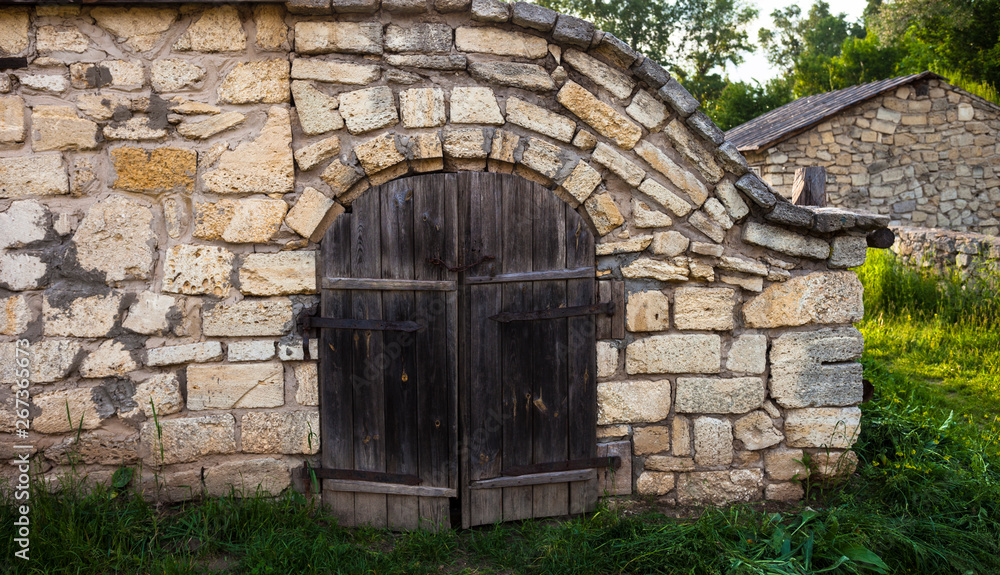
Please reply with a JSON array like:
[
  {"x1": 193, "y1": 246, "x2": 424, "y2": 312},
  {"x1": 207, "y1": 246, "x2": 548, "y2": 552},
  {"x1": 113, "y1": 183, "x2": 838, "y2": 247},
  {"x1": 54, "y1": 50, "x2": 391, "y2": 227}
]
[
  {"x1": 747, "y1": 78, "x2": 1000, "y2": 236},
  {"x1": 892, "y1": 226, "x2": 1000, "y2": 277},
  {"x1": 0, "y1": 0, "x2": 881, "y2": 507}
]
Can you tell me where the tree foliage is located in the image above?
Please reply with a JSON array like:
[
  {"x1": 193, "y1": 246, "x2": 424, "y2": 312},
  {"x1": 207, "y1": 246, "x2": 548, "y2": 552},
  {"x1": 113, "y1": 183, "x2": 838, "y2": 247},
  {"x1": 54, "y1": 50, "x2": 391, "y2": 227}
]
[{"x1": 704, "y1": 77, "x2": 794, "y2": 131}]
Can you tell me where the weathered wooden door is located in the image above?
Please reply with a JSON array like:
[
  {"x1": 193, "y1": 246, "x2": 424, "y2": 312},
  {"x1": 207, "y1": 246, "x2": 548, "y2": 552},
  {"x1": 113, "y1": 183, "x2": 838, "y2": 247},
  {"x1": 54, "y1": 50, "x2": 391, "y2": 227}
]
[{"x1": 319, "y1": 172, "x2": 598, "y2": 530}]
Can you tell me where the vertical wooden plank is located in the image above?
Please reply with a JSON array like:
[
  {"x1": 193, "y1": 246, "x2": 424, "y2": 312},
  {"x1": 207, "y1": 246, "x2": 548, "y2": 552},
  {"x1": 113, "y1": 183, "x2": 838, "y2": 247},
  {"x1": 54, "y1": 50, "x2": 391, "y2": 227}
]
[
  {"x1": 413, "y1": 174, "x2": 455, "y2": 530},
  {"x1": 321, "y1": 211, "x2": 356, "y2": 526},
  {"x1": 596, "y1": 281, "x2": 612, "y2": 340},
  {"x1": 531, "y1": 185, "x2": 570, "y2": 519},
  {"x1": 464, "y1": 171, "x2": 504, "y2": 527},
  {"x1": 500, "y1": 177, "x2": 535, "y2": 521},
  {"x1": 611, "y1": 281, "x2": 625, "y2": 339},
  {"x1": 381, "y1": 179, "x2": 420, "y2": 531},
  {"x1": 457, "y1": 175, "x2": 473, "y2": 529},
  {"x1": 565, "y1": 204, "x2": 598, "y2": 515},
  {"x1": 351, "y1": 189, "x2": 388, "y2": 528}
]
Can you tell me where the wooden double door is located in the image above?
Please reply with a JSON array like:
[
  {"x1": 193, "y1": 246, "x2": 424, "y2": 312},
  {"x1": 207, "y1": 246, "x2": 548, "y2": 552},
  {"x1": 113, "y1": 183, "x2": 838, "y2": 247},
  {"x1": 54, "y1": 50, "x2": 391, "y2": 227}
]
[{"x1": 318, "y1": 172, "x2": 599, "y2": 529}]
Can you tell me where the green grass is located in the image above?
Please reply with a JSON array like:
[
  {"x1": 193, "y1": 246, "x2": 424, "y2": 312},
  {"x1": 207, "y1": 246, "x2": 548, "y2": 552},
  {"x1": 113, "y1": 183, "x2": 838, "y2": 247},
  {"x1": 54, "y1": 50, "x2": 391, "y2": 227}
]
[{"x1": 3, "y1": 249, "x2": 1000, "y2": 574}]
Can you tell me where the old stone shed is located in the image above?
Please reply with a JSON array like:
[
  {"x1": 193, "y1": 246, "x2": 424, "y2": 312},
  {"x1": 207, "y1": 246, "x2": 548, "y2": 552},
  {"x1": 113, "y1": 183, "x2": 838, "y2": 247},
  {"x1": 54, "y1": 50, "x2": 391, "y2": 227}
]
[
  {"x1": 727, "y1": 72, "x2": 1000, "y2": 235},
  {"x1": 0, "y1": 0, "x2": 888, "y2": 529}
]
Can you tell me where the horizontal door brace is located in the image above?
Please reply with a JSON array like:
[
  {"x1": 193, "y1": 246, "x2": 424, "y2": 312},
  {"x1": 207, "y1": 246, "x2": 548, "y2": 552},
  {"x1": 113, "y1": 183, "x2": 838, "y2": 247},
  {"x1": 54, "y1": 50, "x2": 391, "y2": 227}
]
[
  {"x1": 466, "y1": 266, "x2": 594, "y2": 285},
  {"x1": 322, "y1": 480, "x2": 456, "y2": 498},
  {"x1": 502, "y1": 456, "x2": 621, "y2": 477},
  {"x1": 304, "y1": 316, "x2": 423, "y2": 333},
  {"x1": 490, "y1": 302, "x2": 615, "y2": 323},
  {"x1": 302, "y1": 467, "x2": 423, "y2": 485},
  {"x1": 470, "y1": 469, "x2": 596, "y2": 490},
  {"x1": 322, "y1": 277, "x2": 456, "y2": 291}
]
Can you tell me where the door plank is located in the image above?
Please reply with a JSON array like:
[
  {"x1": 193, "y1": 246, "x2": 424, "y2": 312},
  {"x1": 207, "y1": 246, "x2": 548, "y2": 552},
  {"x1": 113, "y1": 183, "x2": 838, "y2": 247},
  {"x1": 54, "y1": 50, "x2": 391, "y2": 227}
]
[{"x1": 471, "y1": 469, "x2": 596, "y2": 489}]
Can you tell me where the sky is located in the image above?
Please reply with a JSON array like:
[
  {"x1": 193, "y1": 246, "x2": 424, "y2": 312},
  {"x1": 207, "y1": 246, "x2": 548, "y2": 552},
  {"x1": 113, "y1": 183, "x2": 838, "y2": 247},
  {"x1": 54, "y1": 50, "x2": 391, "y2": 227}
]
[{"x1": 728, "y1": 0, "x2": 870, "y2": 83}]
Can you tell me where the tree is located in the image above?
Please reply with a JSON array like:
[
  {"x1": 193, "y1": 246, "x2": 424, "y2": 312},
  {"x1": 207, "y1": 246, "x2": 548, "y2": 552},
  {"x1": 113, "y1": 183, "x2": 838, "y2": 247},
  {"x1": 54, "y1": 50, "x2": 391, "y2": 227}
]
[{"x1": 705, "y1": 77, "x2": 795, "y2": 131}]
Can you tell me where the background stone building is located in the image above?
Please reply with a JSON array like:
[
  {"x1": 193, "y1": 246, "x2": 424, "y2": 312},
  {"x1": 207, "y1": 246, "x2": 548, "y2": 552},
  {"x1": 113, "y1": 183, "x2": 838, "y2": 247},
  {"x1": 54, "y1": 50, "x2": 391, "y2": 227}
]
[
  {"x1": 0, "y1": 0, "x2": 887, "y2": 528},
  {"x1": 727, "y1": 73, "x2": 1000, "y2": 236}
]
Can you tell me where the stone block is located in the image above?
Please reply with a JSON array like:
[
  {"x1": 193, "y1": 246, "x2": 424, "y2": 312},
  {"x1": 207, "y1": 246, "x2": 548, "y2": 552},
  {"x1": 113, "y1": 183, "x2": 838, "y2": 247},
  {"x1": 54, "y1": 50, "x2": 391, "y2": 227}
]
[
  {"x1": 733, "y1": 411, "x2": 782, "y2": 450},
  {"x1": 103, "y1": 117, "x2": 168, "y2": 142},
  {"x1": 0, "y1": 7, "x2": 30, "y2": 55},
  {"x1": 0, "y1": 253, "x2": 48, "y2": 291},
  {"x1": 563, "y1": 49, "x2": 634, "y2": 100},
  {"x1": 355, "y1": 133, "x2": 406, "y2": 173},
  {"x1": 764, "y1": 447, "x2": 806, "y2": 480},
  {"x1": 0, "y1": 340, "x2": 82, "y2": 384},
  {"x1": 471, "y1": 0, "x2": 509, "y2": 21},
  {"x1": 173, "y1": 6, "x2": 246, "y2": 52},
  {"x1": 178, "y1": 112, "x2": 246, "y2": 139},
  {"x1": 634, "y1": 141, "x2": 708, "y2": 206},
  {"x1": 0, "y1": 295, "x2": 31, "y2": 335},
  {"x1": 693, "y1": 416, "x2": 733, "y2": 465},
  {"x1": 625, "y1": 90, "x2": 667, "y2": 131},
  {"x1": 560, "y1": 161, "x2": 601, "y2": 203},
  {"x1": 126, "y1": 373, "x2": 183, "y2": 417},
  {"x1": 73, "y1": 195, "x2": 155, "y2": 284},
  {"x1": 633, "y1": 58, "x2": 670, "y2": 89},
  {"x1": 162, "y1": 244, "x2": 235, "y2": 296},
  {"x1": 743, "y1": 271, "x2": 864, "y2": 328},
  {"x1": 811, "y1": 450, "x2": 858, "y2": 479},
  {"x1": 17, "y1": 74, "x2": 68, "y2": 93},
  {"x1": 715, "y1": 179, "x2": 749, "y2": 221},
  {"x1": 676, "y1": 469, "x2": 763, "y2": 505},
  {"x1": 80, "y1": 340, "x2": 138, "y2": 378},
  {"x1": 769, "y1": 327, "x2": 864, "y2": 408},
  {"x1": 400, "y1": 87, "x2": 446, "y2": 128},
  {"x1": 294, "y1": 362, "x2": 319, "y2": 405},
  {"x1": 718, "y1": 256, "x2": 766, "y2": 276},
  {"x1": 218, "y1": 59, "x2": 290, "y2": 104},
  {"x1": 146, "y1": 341, "x2": 224, "y2": 367},
  {"x1": 638, "y1": 179, "x2": 693, "y2": 218},
  {"x1": 766, "y1": 482, "x2": 803, "y2": 502},
  {"x1": 645, "y1": 455, "x2": 695, "y2": 471},
  {"x1": 469, "y1": 62, "x2": 555, "y2": 92},
  {"x1": 0, "y1": 95, "x2": 24, "y2": 143},
  {"x1": 584, "y1": 193, "x2": 625, "y2": 236},
  {"x1": 321, "y1": 159, "x2": 364, "y2": 196},
  {"x1": 45, "y1": 430, "x2": 139, "y2": 466},
  {"x1": 520, "y1": 137, "x2": 564, "y2": 179},
  {"x1": 290, "y1": 59, "x2": 380, "y2": 84},
  {"x1": 43, "y1": 292, "x2": 122, "y2": 338},
  {"x1": 151, "y1": 59, "x2": 206, "y2": 91},
  {"x1": 688, "y1": 211, "x2": 726, "y2": 243},
  {"x1": 286, "y1": 187, "x2": 337, "y2": 239},
  {"x1": 658, "y1": 78, "x2": 699, "y2": 117},
  {"x1": 636, "y1": 472, "x2": 675, "y2": 496},
  {"x1": 625, "y1": 290, "x2": 670, "y2": 332},
  {"x1": 626, "y1": 334, "x2": 720, "y2": 374},
  {"x1": 187, "y1": 362, "x2": 284, "y2": 410},
  {"x1": 506, "y1": 96, "x2": 575, "y2": 143},
  {"x1": 203, "y1": 107, "x2": 294, "y2": 195},
  {"x1": 551, "y1": 13, "x2": 593, "y2": 50},
  {"x1": 634, "y1": 201, "x2": 673, "y2": 229},
  {"x1": 111, "y1": 147, "x2": 196, "y2": 194},
  {"x1": 595, "y1": 236, "x2": 652, "y2": 255},
  {"x1": 512, "y1": 1, "x2": 557, "y2": 31},
  {"x1": 743, "y1": 221, "x2": 830, "y2": 260},
  {"x1": 456, "y1": 26, "x2": 547, "y2": 58},
  {"x1": 829, "y1": 235, "x2": 868, "y2": 268},
  {"x1": 557, "y1": 81, "x2": 640, "y2": 149},
  {"x1": 673, "y1": 287, "x2": 735, "y2": 331},
  {"x1": 254, "y1": 4, "x2": 289, "y2": 51},
  {"x1": 721, "y1": 275, "x2": 763, "y2": 293},
  {"x1": 733, "y1": 174, "x2": 776, "y2": 209},
  {"x1": 0, "y1": 200, "x2": 47, "y2": 250},
  {"x1": 339, "y1": 86, "x2": 398, "y2": 134},
  {"x1": 633, "y1": 425, "x2": 670, "y2": 455},
  {"x1": 726, "y1": 334, "x2": 766, "y2": 374},
  {"x1": 450, "y1": 86, "x2": 503, "y2": 125},
  {"x1": 597, "y1": 379, "x2": 671, "y2": 424},
  {"x1": 664, "y1": 119, "x2": 724, "y2": 183},
  {"x1": 291, "y1": 81, "x2": 343, "y2": 135},
  {"x1": 621, "y1": 257, "x2": 689, "y2": 281},
  {"x1": 444, "y1": 128, "x2": 488, "y2": 159},
  {"x1": 202, "y1": 299, "x2": 294, "y2": 337},
  {"x1": 242, "y1": 411, "x2": 320, "y2": 454},
  {"x1": 204, "y1": 458, "x2": 291, "y2": 497},
  {"x1": 141, "y1": 414, "x2": 236, "y2": 465},
  {"x1": 647, "y1": 231, "x2": 686, "y2": 256},
  {"x1": 784, "y1": 407, "x2": 862, "y2": 448},
  {"x1": 596, "y1": 341, "x2": 618, "y2": 378},
  {"x1": 228, "y1": 340, "x2": 276, "y2": 362},
  {"x1": 0, "y1": 154, "x2": 68, "y2": 198},
  {"x1": 33, "y1": 388, "x2": 104, "y2": 434},
  {"x1": 674, "y1": 376, "x2": 764, "y2": 414},
  {"x1": 30, "y1": 106, "x2": 98, "y2": 152},
  {"x1": 383, "y1": 23, "x2": 449, "y2": 53},
  {"x1": 386, "y1": 54, "x2": 467, "y2": 70},
  {"x1": 239, "y1": 251, "x2": 317, "y2": 295},
  {"x1": 295, "y1": 21, "x2": 383, "y2": 54},
  {"x1": 294, "y1": 136, "x2": 341, "y2": 171}
]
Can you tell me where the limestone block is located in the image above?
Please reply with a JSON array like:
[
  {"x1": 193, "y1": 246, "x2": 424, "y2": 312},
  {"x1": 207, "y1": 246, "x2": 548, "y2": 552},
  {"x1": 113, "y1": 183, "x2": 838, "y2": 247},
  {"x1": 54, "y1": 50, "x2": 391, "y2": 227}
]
[
  {"x1": 633, "y1": 425, "x2": 670, "y2": 455},
  {"x1": 718, "y1": 256, "x2": 766, "y2": 276},
  {"x1": 634, "y1": 141, "x2": 708, "y2": 206},
  {"x1": 743, "y1": 221, "x2": 830, "y2": 260},
  {"x1": 0, "y1": 295, "x2": 31, "y2": 335},
  {"x1": 506, "y1": 97, "x2": 575, "y2": 142},
  {"x1": 520, "y1": 137, "x2": 563, "y2": 179},
  {"x1": 400, "y1": 87, "x2": 446, "y2": 128},
  {"x1": 121, "y1": 292, "x2": 176, "y2": 336},
  {"x1": 103, "y1": 117, "x2": 168, "y2": 141},
  {"x1": 70, "y1": 60, "x2": 144, "y2": 90},
  {"x1": 291, "y1": 81, "x2": 342, "y2": 135},
  {"x1": 17, "y1": 74, "x2": 68, "y2": 93},
  {"x1": 33, "y1": 388, "x2": 104, "y2": 434},
  {"x1": 784, "y1": 407, "x2": 862, "y2": 448},
  {"x1": 563, "y1": 49, "x2": 634, "y2": 100},
  {"x1": 294, "y1": 21, "x2": 383, "y2": 54},
  {"x1": 645, "y1": 455, "x2": 695, "y2": 471},
  {"x1": 591, "y1": 142, "x2": 644, "y2": 186},
  {"x1": 0, "y1": 95, "x2": 25, "y2": 142},
  {"x1": 291, "y1": 59, "x2": 380, "y2": 85},
  {"x1": 469, "y1": 61, "x2": 555, "y2": 92},
  {"x1": 743, "y1": 271, "x2": 864, "y2": 328},
  {"x1": 674, "y1": 377, "x2": 765, "y2": 414},
  {"x1": 294, "y1": 362, "x2": 319, "y2": 405},
  {"x1": 80, "y1": 340, "x2": 138, "y2": 378},
  {"x1": 0, "y1": 340, "x2": 82, "y2": 384},
  {"x1": 674, "y1": 287, "x2": 735, "y2": 331},
  {"x1": 384, "y1": 23, "x2": 450, "y2": 53},
  {"x1": 672, "y1": 415, "x2": 691, "y2": 455},
  {"x1": 552, "y1": 13, "x2": 594, "y2": 50},
  {"x1": 254, "y1": 4, "x2": 289, "y2": 51},
  {"x1": 204, "y1": 107, "x2": 294, "y2": 194},
  {"x1": 626, "y1": 89, "x2": 668, "y2": 131},
  {"x1": 91, "y1": 7, "x2": 178, "y2": 52},
  {"x1": 45, "y1": 430, "x2": 139, "y2": 466},
  {"x1": 43, "y1": 292, "x2": 122, "y2": 338},
  {"x1": 355, "y1": 133, "x2": 406, "y2": 174},
  {"x1": 676, "y1": 470, "x2": 764, "y2": 505},
  {"x1": 811, "y1": 450, "x2": 858, "y2": 479},
  {"x1": 597, "y1": 379, "x2": 671, "y2": 424},
  {"x1": 596, "y1": 341, "x2": 617, "y2": 378},
  {"x1": 769, "y1": 327, "x2": 864, "y2": 408},
  {"x1": 228, "y1": 340, "x2": 276, "y2": 362},
  {"x1": 151, "y1": 59, "x2": 206, "y2": 91},
  {"x1": 0, "y1": 200, "x2": 47, "y2": 249},
  {"x1": 111, "y1": 147, "x2": 197, "y2": 194},
  {"x1": 162, "y1": 244, "x2": 235, "y2": 296},
  {"x1": 202, "y1": 299, "x2": 294, "y2": 337},
  {"x1": 218, "y1": 59, "x2": 289, "y2": 104},
  {"x1": 572, "y1": 130, "x2": 597, "y2": 150},
  {"x1": 597, "y1": 425, "x2": 629, "y2": 439},
  {"x1": 715, "y1": 180, "x2": 749, "y2": 221},
  {"x1": 584, "y1": 193, "x2": 625, "y2": 236},
  {"x1": 203, "y1": 458, "x2": 291, "y2": 497},
  {"x1": 721, "y1": 274, "x2": 763, "y2": 293},
  {"x1": 621, "y1": 258, "x2": 689, "y2": 281},
  {"x1": 726, "y1": 334, "x2": 766, "y2": 374},
  {"x1": 321, "y1": 159, "x2": 364, "y2": 196},
  {"x1": 73, "y1": 195, "x2": 156, "y2": 284},
  {"x1": 0, "y1": 253, "x2": 48, "y2": 291},
  {"x1": 471, "y1": 0, "x2": 509, "y2": 21},
  {"x1": 242, "y1": 411, "x2": 320, "y2": 454},
  {"x1": 595, "y1": 236, "x2": 652, "y2": 255},
  {"x1": 239, "y1": 252, "x2": 317, "y2": 295},
  {"x1": 455, "y1": 26, "x2": 547, "y2": 58},
  {"x1": 450, "y1": 87, "x2": 503, "y2": 125},
  {"x1": 512, "y1": 1, "x2": 557, "y2": 30},
  {"x1": 201, "y1": 198, "x2": 285, "y2": 242},
  {"x1": 286, "y1": 187, "x2": 336, "y2": 238},
  {"x1": 733, "y1": 411, "x2": 782, "y2": 450},
  {"x1": 146, "y1": 341, "x2": 223, "y2": 367},
  {"x1": 178, "y1": 112, "x2": 245, "y2": 139},
  {"x1": 339, "y1": 86, "x2": 398, "y2": 134},
  {"x1": 634, "y1": 200, "x2": 673, "y2": 229},
  {"x1": 597, "y1": 440, "x2": 631, "y2": 495},
  {"x1": 187, "y1": 362, "x2": 284, "y2": 410},
  {"x1": 688, "y1": 211, "x2": 726, "y2": 243},
  {"x1": 626, "y1": 334, "x2": 720, "y2": 374},
  {"x1": 0, "y1": 7, "x2": 30, "y2": 55},
  {"x1": 385, "y1": 53, "x2": 467, "y2": 70},
  {"x1": 443, "y1": 129, "x2": 487, "y2": 158},
  {"x1": 649, "y1": 231, "x2": 687, "y2": 256},
  {"x1": 693, "y1": 416, "x2": 733, "y2": 466},
  {"x1": 31, "y1": 106, "x2": 98, "y2": 151},
  {"x1": 140, "y1": 414, "x2": 236, "y2": 465},
  {"x1": 829, "y1": 235, "x2": 868, "y2": 268},
  {"x1": 560, "y1": 161, "x2": 601, "y2": 204},
  {"x1": 766, "y1": 482, "x2": 804, "y2": 502},
  {"x1": 557, "y1": 81, "x2": 641, "y2": 149},
  {"x1": 764, "y1": 447, "x2": 806, "y2": 480},
  {"x1": 636, "y1": 472, "x2": 675, "y2": 496},
  {"x1": 489, "y1": 129, "x2": 519, "y2": 163},
  {"x1": 626, "y1": 290, "x2": 670, "y2": 332},
  {"x1": 638, "y1": 179, "x2": 692, "y2": 218},
  {"x1": 294, "y1": 136, "x2": 341, "y2": 171},
  {"x1": 664, "y1": 119, "x2": 724, "y2": 183}
]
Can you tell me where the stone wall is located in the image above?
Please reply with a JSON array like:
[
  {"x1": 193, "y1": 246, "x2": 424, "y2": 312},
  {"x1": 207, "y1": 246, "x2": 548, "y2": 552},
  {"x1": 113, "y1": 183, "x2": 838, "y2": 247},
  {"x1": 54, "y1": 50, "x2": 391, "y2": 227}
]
[
  {"x1": 746, "y1": 78, "x2": 1000, "y2": 236},
  {"x1": 892, "y1": 227, "x2": 1000, "y2": 276},
  {"x1": 0, "y1": 0, "x2": 883, "y2": 508}
]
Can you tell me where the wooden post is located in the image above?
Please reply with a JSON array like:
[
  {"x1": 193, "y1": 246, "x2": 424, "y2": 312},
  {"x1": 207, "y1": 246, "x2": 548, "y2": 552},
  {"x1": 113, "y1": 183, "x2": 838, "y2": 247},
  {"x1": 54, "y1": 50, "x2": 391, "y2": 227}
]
[{"x1": 792, "y1": 166, "x2": 827, "y2": 207}]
